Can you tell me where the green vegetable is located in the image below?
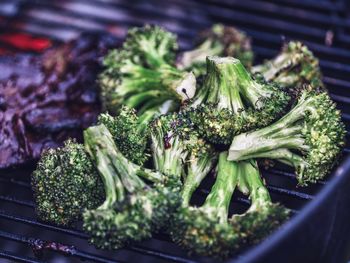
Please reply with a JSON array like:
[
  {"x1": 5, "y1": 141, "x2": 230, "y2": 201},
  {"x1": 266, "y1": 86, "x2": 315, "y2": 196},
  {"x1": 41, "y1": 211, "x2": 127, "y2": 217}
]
[
  {"x1": 83, "y1": 124, "x2": 180, "y2": 249},
  {"x1": 229, "y1": 89, "x2": 346, "y2": 185},
  {"x1": 31, "y1": 139, "x2": 105, "y2": 226},
  {"x1": 99, "y1": 25, "x2": 196, "y2": 117},
  {"x1": 252, "y1": 41, "x2": 324, "y2": 89},
  {"x1": 177, "y1": 24, "x2": 254, "y2": 76},
  {"x1": 187, "y1": 56, "x2": 290, "y2": 145}
]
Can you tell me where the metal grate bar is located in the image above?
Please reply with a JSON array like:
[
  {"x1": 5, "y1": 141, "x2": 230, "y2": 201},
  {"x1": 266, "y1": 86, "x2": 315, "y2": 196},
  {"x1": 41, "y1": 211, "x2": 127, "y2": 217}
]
[
  {"x1": 0, "y1": 250, "x2": 44, "y2": 263},
  {"x1": 0, "y1": 210, "x2": 88, "y2": 239},
  {"x1": 0, "y1": 195, "x2": 34, "y2": 207},
  {"x1": 0, "y1": 230, "x2": 122, "y2": 263}
]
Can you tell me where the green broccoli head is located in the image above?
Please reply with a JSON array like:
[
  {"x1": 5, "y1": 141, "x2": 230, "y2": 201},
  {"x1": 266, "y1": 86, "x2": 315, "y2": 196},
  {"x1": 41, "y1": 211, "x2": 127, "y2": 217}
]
[
  {"x1": 171, "y1": 206, "x2": 239, "y2": 259},
  {"x1": 188, "y1": 56, "x2": 291, "y2": 145},
  {"x1": 252, "y1": 41, "x2": 324, "y2": 89},
  {"x1": 229, "y1": 90, "x2": 346, "y2": 185},
  {"x1": 230, "y1": 203, "x2": 289, "y2": 246},
  {"x1": 31, "y1": 139, "x2": 105, "y2": 226},
  {"x1": 98, "y1": 106, "x2": 149, "y2": 165},
  {"x1": 99, "y1": 25, "x2": 196, "y2": 115},
  {"x1": 178, "y1": 24, "x2": 254, "y2": 76}
]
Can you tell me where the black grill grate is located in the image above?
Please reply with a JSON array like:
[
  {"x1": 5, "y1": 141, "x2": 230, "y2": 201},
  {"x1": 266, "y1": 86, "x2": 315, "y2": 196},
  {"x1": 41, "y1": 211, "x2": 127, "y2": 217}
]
[{"x1": 0, "y1": 0, "x2": 349, "y2": 262}]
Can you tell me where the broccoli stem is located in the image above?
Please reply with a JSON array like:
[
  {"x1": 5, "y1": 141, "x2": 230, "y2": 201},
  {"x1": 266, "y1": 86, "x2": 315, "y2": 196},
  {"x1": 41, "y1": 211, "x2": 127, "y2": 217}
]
[
  {"x1": 84, "y1": 125, "x2": 125, "y2": 207},
  {"x1": 178, "y1": 39, "x2": 224, "y2": 70},
  {"x1": 238, "y1": 161, "x2": 271, "y2": 210},
  {"x1": 201, "y1": 152, "x2": 239, "y2": 224},
  {"x1": 181, "y1": 154, "x2": 217, "y2": 206},
  {"x1": 228, "y1": 92, "x2": 315, "y2": 161}
]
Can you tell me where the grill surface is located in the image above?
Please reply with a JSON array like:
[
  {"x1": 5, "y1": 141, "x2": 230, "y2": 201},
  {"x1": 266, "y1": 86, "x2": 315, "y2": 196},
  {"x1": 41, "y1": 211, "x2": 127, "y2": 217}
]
[{"x1": 1, "y1": 0, "x2": 350, "y2": 262}]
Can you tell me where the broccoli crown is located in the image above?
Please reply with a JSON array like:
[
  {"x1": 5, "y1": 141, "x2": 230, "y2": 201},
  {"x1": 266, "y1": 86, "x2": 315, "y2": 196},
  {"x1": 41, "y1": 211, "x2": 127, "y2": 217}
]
[
  {"x1": 99, "y1": 25, "x2": 196, "y2": 115},
  {"x1": 229, "y1": 90, "x2": 346, "y2": 185},
  {"x1": 252, "y1": 41, "x2": 324, "y2": 89},
  {"x1": 188, "y1": 56, "x2": 290, "y2": 145},
  {"x1": 83, "y1": 190, "x2": 155, "y2": 250},
  {"x1": 171, "y1": 206, "x2": 240, "y2": 259},
  {"x1": 98, "y1": 106, "x2": 149, "y2": 165},
  {"x1": 230, "y1": 203, "x2": 289, "y2": 246},
  {"x1": 178, "y1": 24, "x2": 253, "y2": 76},
  {"x1": 230, "y1": 160, "x2": 290, "y2": 246},
  {"x1": 31, "y1": 139, "x2": 105, "y2": 226}
]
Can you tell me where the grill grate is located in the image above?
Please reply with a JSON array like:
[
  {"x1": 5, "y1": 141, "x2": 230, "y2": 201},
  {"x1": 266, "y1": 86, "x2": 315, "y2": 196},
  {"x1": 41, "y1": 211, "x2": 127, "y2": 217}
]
[{"x1": 0, "y1": 0, "x2": 349, "y2": 262}]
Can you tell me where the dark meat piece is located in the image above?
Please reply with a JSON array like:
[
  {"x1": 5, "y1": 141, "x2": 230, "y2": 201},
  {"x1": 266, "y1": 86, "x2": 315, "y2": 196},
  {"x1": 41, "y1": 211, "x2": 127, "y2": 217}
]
[{"x1": 0, "y1": 33, "x2": 118, "y2": 168}]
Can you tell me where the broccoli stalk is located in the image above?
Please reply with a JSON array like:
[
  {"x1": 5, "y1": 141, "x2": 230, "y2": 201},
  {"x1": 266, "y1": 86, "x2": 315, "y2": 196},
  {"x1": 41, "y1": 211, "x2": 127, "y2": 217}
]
[
  {"x1": 31, "y1": 139, "x2": 105, "y2": 226},
  {"x1": 228, "y1": 90, "x2": 346, "y2": 185},
  {"x1": 252, "y1": 41, "x2": 324, "y2": 89},
  {"x1": 181, "y1": 149, "x2": 217, "y2": 206},
  {"x1": 99, "y1": 25, "x2": 196, "y2": 116},
  {"x1": 177, "y1": 24, "x2": 254, "y2": 76},
  {"x1": 188, "y1": 56, "x2": 290, "y2": 145},
  {"x1": 171, "y1": 152, "x2": 240, "y2": 259},
  {"x1": 230, "y1": 160, "x2": 290, "y2": 245},
  {"x1": 83, "y1": 124, "x2": 180, "y2": 249}
]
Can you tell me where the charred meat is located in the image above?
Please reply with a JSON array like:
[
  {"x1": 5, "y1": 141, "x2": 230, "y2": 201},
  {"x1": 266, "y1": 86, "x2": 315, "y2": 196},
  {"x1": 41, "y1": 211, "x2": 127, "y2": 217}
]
[{"x1": 0, "y1": 33, "x2": 118, "y2": 168}]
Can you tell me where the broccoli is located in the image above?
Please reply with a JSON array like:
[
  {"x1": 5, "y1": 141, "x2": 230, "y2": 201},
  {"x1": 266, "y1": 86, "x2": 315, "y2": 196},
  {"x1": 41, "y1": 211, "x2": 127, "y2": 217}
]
[
  {"x1": 177, "y1": 24, "x2": 254, "y2": 76},
  {"x1": 187, "y1": 56, "x2": 291, "y2": 145},
  {"x1": 31, "y1": 139, "x2": 105, "y2": 226},
  {"x1": 83, "y1": 124, "x2": 180, "y2": 249},
  {"x1": 252, "y1": 41, "x2": 324, "y2": 89},
  {"x1": 99, "y1": 25, "x2": 196, "y2": 116},
  {"x1": 171, "y1": 152, "x2": 241, "y2": 259},
  {"x1": 230, "y1": 160, "x2": 290, "y2": 246},
  {"x1": 98, "y1": 106, "x2": 149, "y2": 165},
  {"x1": 172, "y1": 153, "x2": 289, "y2": 259},
  {"x1": 228, "y1": 89, "x2": 346, "y2": 185},
  {"x1": 150, "y1": 112, "x2": 217, "y2": 193}
]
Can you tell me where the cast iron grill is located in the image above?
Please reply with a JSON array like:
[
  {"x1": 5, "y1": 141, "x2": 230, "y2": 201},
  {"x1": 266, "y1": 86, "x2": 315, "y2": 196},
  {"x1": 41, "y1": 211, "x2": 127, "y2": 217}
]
[{"x1": 0, "y1": 0, "x2": 350, "y2": 262}]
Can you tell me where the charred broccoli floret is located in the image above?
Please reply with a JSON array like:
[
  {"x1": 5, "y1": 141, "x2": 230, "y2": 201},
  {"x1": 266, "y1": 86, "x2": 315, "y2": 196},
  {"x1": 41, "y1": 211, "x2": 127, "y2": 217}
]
[
  {"x1": 177, "y1": 24, "x2": 253, "y2": 76},
  {"x1": 229, "y1": 89, "x2": 346, "y2": 185},
  {"x1": 150, "y1": 112, "x2": 217, "y2": 192},
  {"x1": 187, "y1": 56, "x2": 290, "y2": 145},
  {"x1": 230, "y1": 160, "x2": 290, "y2": 245},
  {"x1": 98, "y1": 106, "x2": 149, "y2": 165},
  {"x1": 252, "y1": 41, "x2": 324, "y2": 89},
  {"x1": 31, "y1": 139, "x2": 105, "y2": 226},
  {"x1": 171, "y1": 152, "x2": 240, "y2": 259},
  {"x1": 83, "y1": 124, "x2": 180, "y2": 249},
  {"x1": 99, "y1": 25, "x2": 196, "y2": 116}
]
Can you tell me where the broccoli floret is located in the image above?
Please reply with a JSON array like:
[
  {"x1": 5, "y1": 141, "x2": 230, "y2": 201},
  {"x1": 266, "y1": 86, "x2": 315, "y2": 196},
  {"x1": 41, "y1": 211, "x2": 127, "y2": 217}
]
[
  {"x1": 187, "y1": 56, "x2": 291, "y2": 145},
  {"x1": 98, "y1": 106, "x2": 149, "y2": 165},
  {"x1": 228, "y1": 89, "x2": 346, "y2": 185},
  {"x1": 172, "y1": 154, "x2": 289, "y2": 259},
  {"x1": 252, "y1": 41, "x2": 324, "y2": 89},
  {"x1": 99, "y1": 25, "x2": 196, "y2": 116},
  {"x1": 177, "y1": 24, "x2": 254, "y2": 76},
  {"x1": 31, "y1": 139, "x2": 105, "y2": 226},
  {"x1": 150, "y1": 112, "x2": 216, "y2": 188},
  {"x1": 171, "y1": 152, "x2": 241, "y2": 259},
  {"x1": 83, "y1": 124, "x2": 180, "y2": 249},
  {"x1": 230, "y1": 160, "x2": 290, "y2": 245}
]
